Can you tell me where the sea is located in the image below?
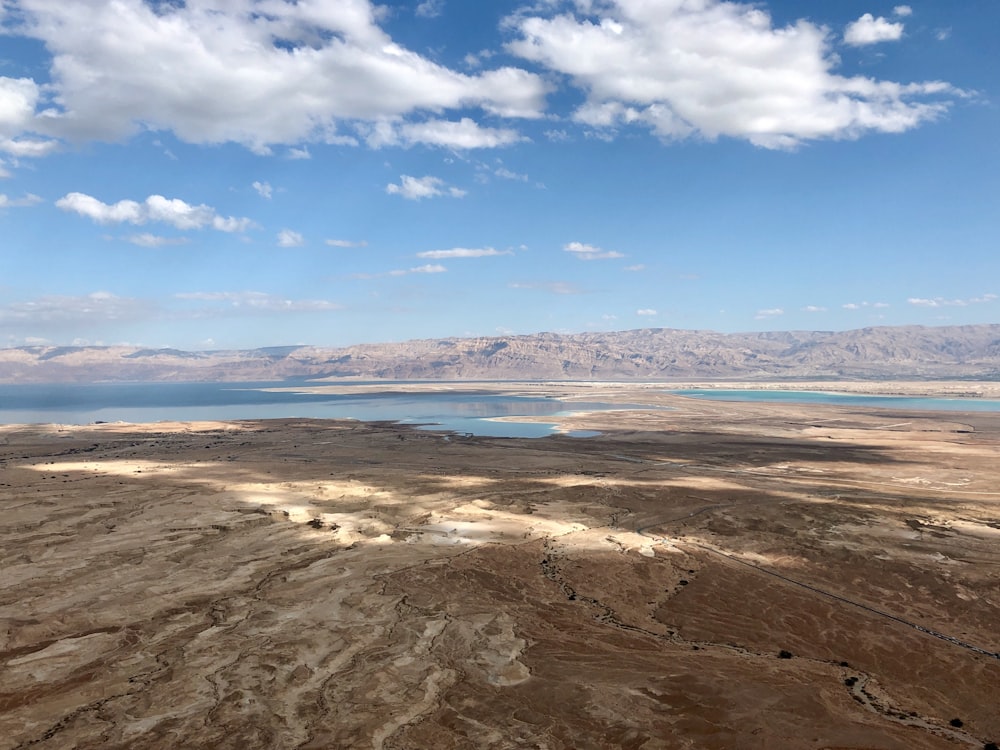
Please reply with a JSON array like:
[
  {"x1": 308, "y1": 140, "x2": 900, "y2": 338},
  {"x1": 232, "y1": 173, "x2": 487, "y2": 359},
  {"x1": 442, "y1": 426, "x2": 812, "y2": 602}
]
[
  {"x1": 0, "y1": 381, "x2": 614, "y2": 438},
  {"x1": 671, "y1": 389, "x2": 1000, "y2": 412},
  {"x1": 3, "y1": 383, "x2": 999, "y2": 438}
]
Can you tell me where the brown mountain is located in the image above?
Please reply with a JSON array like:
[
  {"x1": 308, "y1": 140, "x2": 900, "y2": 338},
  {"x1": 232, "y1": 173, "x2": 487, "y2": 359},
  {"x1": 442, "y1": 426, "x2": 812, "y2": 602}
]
[{"x1": 1, "y1": 324, "x2": 998, "y2": 383}]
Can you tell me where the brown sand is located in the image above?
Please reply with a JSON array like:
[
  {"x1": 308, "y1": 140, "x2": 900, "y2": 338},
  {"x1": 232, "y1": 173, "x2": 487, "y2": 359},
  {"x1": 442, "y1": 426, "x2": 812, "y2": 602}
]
[{"x1": 1, "y1": 385, "x2": 999, "y2": 749}]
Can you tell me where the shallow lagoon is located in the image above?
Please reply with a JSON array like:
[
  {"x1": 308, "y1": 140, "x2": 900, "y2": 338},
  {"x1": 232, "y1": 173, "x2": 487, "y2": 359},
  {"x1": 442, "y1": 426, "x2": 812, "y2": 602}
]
[
  {"x1": 672, "y1": 388, "x2": 1000, "y2": 412},
  {"x1": 0, "y1": 381, "x2": 612, "y2": 438}
]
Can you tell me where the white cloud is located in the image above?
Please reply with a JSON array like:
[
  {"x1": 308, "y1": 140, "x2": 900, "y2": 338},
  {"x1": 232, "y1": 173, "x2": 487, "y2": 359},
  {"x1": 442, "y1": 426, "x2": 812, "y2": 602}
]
[
  {"x1": 0, "y1": 291, "x2": 151, "y2": 325},
  {"x1": 908, "y1": 294, "x2": 997, "y2": 308},
  {"x1": 0, "y1": 192, "x2": 42, "y2": 208},
  {"x1": 406, "y1": 264, "x2": 447, "y2": 274},
  {"x1": 508, "y1": 0, "x2": 955, "y2": 148},
  {"x1": 844, "y1": 13, "x2": 905, "y2": 46},
  {"x1": 464, "y1": 49, "x2": 495, "y2": 69},
  {"x1": 843, "y1": 301, "x2": 890, "y2": 310},
  {"x1": 175, "y1": 291, "x2": 341, "y2": 312},
  {"x1": 636, "y1": 308, "x2": 657, "y2": 316},
  {"x1": 0, "y1": 76, "x2": 59, "y2": 157},
  {"x1": 277, "y1": 229, "x2": 305, "y2": 247},
  {"x1": 893, "y1": 6, "x2": 913, "y2": 18},
  {"x1": 287, "y1": 147, "x2": 312, "y2": 160},
  {"x1": 3, "y1": 1, "x2": 548, "y2": 153},
  {"x1": 365, "y1": 117, "x2": 526, "y2": 149},
  {"x1": 386, "y1": 175, "x2": 466, "y2": 200},
  {"x1": 801, "y1": 305, "x2": 827, "y2": 313},
  {"x1": 252, "y1": 181, "x2": 273, "y2": 199},
  {"x1": 56, "y1": 192, "x2": 254, "y2": 232},
  {"x1": 494, "y1": 166, "x2": 529, "y2": 181},
  {"x1": 326, "y1": 238, "x2": 368, "y2": 248},
  {"x1": 125, "y1": 233, "x2": 190, "y2": 247},
  {"x1": 563, "y1": 241, "x2": 625, "y2": 260},
  {"x1": 416, "y1": 247, "x2": 512, "y2": 259},
  {"x1": 354, "y1": 264, "x2": 448, "y2": 280},
  {"x1": 755, "y1": 308, "x2": 785, "y2": 319},
  {"x1": 624, "y1": 264, "x2": 645, "y2": 272},
  {"x1": 415, "y1": 0, "x2": 445, "y2": 19}
]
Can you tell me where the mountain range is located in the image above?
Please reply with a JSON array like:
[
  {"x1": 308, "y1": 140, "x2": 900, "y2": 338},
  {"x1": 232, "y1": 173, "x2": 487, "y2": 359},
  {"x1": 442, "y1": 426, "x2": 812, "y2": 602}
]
[{"x1": 2, "y1": 324, "x2": 999, "y2": 383}]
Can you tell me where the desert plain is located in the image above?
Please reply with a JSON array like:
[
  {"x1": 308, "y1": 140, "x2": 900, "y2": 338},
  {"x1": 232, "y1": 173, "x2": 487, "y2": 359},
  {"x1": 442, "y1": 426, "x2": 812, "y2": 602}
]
[{"x1": 1, "y1": 383, "x2": 999, "y2": 749}]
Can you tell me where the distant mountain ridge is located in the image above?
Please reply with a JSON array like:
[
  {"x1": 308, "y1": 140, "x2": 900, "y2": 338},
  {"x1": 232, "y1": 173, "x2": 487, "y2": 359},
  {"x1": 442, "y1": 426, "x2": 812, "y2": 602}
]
[{"x1": 1, "y1": 324, "x2": 999, "y2": 383}]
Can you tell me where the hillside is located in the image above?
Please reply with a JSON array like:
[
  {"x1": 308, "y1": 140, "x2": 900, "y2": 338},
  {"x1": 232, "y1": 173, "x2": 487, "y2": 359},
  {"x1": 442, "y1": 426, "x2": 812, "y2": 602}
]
[{"x1": 1, "y1": 324, "x2": 998, "y2": 383}]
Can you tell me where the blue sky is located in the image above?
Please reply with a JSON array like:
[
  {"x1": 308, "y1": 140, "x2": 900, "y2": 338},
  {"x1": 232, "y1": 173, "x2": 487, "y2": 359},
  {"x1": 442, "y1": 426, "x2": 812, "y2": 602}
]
[{"x1": 1, "y1": 0, "x2": 997, "y2": 349}]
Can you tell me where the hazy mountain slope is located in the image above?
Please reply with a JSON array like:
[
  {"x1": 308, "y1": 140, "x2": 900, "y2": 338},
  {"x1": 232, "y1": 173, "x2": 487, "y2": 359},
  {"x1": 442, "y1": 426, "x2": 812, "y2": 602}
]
[{"x1": 1, "y1": 325, "x2": 998, "y2": 383}]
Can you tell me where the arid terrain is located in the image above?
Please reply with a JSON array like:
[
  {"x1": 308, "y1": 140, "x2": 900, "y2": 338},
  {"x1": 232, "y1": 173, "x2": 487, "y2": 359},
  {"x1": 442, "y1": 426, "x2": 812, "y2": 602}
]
[
  {"x1": 2, "y1": 385, "x2": 999, "y2": 749},
  {"x1": 2, "y1": 323, "x2": 999, "y2": 382}
]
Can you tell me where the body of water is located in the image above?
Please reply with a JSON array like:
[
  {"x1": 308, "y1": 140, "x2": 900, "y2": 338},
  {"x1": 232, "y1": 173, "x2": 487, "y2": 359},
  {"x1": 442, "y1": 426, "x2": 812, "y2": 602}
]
[
  {"x1": 0, "y1": 382, "x2": 611, "y2": 438},
  {"x1": 672, "y1": 389, "x2": 1000, "y2": 412}
]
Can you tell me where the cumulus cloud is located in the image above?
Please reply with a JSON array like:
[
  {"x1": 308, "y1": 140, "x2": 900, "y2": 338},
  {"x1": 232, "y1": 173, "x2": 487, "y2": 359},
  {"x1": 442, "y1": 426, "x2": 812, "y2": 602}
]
[
  {"x1": 636, "y1": 308, "x2": 657, "y2": 316},
  {"x1": 56, "y1": 192, "x2": 255, "y2": 232},
  {"x1": 386, "y1": 175, "x2": 466, "y2": 200},
  {"x1": 277, "y1": 229, "x2": 305, "y2": 247},
  {"x1": 2, "y1": 1, "x2": 548, "y2": 153},
  {"x1": 893, "y1": 6, "x2": 913, "y2": 17},
  {"x1": 416, "y1": 247, "x2": 512, "y2": 259},
  {"x1": 507, "y1": 0, "x2": 957, "y2": 148},
  {"x1": 908, "y1": 294, "x2": 997, "y2": 308},
  {"x1": 844, "y1": 13, "x2": 905, "y2": 46},
  {"x1": 364, "y1": 117, "x2": 526, "y2": 149},
  {"x1": 563, "y1": 241, "x2": 625, "y2": 260},
  {"x1": 0, "y1": 76, "x2": 59, "y2": 157},
  {"x1": 802, "y1": 305, "x2": 827, "y2": 313}
]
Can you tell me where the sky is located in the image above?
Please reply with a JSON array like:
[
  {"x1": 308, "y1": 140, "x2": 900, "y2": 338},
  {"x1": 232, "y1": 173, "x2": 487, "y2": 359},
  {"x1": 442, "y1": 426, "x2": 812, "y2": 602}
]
[{"x1": 0, "y1": 0, "x2": 997, "y2": 350}]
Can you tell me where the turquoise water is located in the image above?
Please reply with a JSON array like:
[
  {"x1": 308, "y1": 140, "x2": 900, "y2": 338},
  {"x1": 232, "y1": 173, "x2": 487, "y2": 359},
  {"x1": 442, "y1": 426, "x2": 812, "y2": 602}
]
[
  {"x1": 0, "y1": 381, "x2": 612, "y2": 438},
  {"x1": 672, "y1": 389, "x2": 1000, "y2": 412}
]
